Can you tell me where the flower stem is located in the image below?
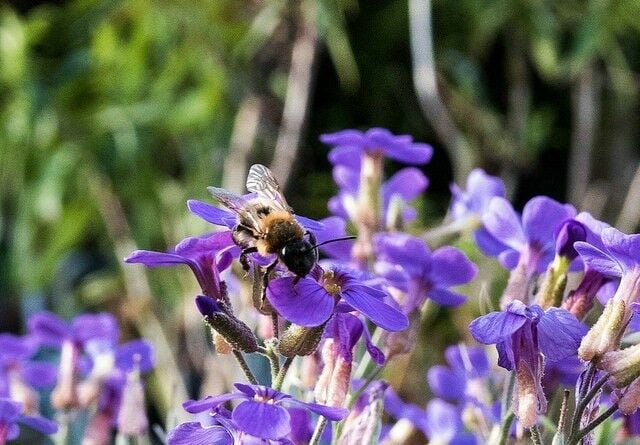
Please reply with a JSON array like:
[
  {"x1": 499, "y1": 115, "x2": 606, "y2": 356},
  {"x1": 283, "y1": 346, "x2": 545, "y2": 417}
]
[
  {"x1": 232, "y1": 350, "x2": 258, "y2": 385},
  {"x1": 271, "y1": 313, "x2": 280, "y2": 339},
  {"x1": 569, "y1": 371, "x2": 609, "y2": 439},
  {"x1": 309, "y1": 417, "x2": 328, "y2": 445},
  {"x1": 498, "y1": 411, "x2": 515, "y2": 445},
  {"x1": 530, "y1": 424, "x2": 543, "y2": 445},
  {"x1": 568, "y1": 403, "x2": 618, "y2": 445},
  {"x1": 273, "y1": 356, "x2": 294, "y2": 391}
]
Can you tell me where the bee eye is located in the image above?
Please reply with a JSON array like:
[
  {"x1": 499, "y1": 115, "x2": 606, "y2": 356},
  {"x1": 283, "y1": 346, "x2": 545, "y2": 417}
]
[{"x1": 281, "y1": 246, "x2": 287, "y2": 256}]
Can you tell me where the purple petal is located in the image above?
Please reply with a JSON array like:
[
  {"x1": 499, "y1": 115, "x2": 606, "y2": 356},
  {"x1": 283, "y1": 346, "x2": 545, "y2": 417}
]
[
  {"x1": 183, "y1": 394, "x2": 244, "y2": 413},
  {"x1": 537, "y1": 308, "x2": 587, "y2": 363},
  {"x1": 27, "y1": 312, "x2": 70, "y2": 348},
  {"x1": 429, "y1": 288, "x2": 467, "y2": 307},
  {"x1": 174, "y1": 232, "x2": 235, "y2": 257},
  {"x1": 327, "y1": 146, "x2": 362, "y2": 169},
  {"x1": 167, "y1": 422, "x2": 233, "y2": 445},
  {"x1": 469, "y1": 310, "x2": 527, "y2": 344},
  {"x1": 474, "y1": 228, "x2": 509, "y2": 257},
  {"x1": 321, "y1": 129, "x2": 366, "y2": 147},
  {"x1": 555, "y1": 219, "x2": 587, "y2": 259},
  {"x1": 482, "y1": 198, "x2": 525, "y2": 251},
  {"x1": 313, "y1": 217, "x2": 353, "y2": 261},
  {"x1": 283, "y1": 399, "x2": 349, "y2": 421},
  {"x1": 267, "y1": 277, "x2": 334, "y2": 327},
  {"x1": 374, "y1": 233, "x2": 430, "y2": 278},
  {"x1": 187, "y1": 200, "x2": 236, "y2": 228},
  {"x1": 233, "y1": 400, "x2": 291, "y2": 440},
  {"x1": 361, "y1": 321, "x2": 386, "y2": 365},
  {"x1": 445, "y1": 345, "x2": 490, "y2": 378},
  {"x1": 332, "y1": 165, "x2": 359, "y2": 191},
  {"x1": 341, "y1": 284, "x2": 409, "y2": 331},
  {"x1": 382, "y1": 168, "x2": 429, "y2": 204},
  {"x1": 294, "y1": 215, "x2": 325, "y2": 232},
  {"x1": 0, "y1": 334, "x2": 38, "y2": 361},
  {"x1": 18, "y1": 415, "x2": 58, "y2": 435},
  {"x1": 124, "y1": 250, "x2": 190, "y2": 268},
  {"x1": 115, "y1": 340, "x2": 155, "y2": 373},
  {"x1": 601, "y1": 227, "x2": 640, "y2": 272},
  {"x1": 21, "y1": 362, "x2": 58, "y2": 389},
  {"x1": 427, "y1": 366, "x2": 465, "y2": 401},
  {"x1": 522, "y1": 196, "x2": 575, "y2": 245},
  {"x1": 498, "y1": 249, "x2": 520, "y2": 270},
  {"x1": 574, "y1": 242, "x2": 622, "y2": 277},
  {"x1": 373, "y1": 261, "x2": 409, "y2": 292},
  {"x1": 429, "y1": 247, "x2": 477, "y2": 287},
  {"x1": 425, "y1": 399, "x2": 461, "y2": 440},
  {"x1": 72, "y1": 313, "x2": 119, "y2": 346}
]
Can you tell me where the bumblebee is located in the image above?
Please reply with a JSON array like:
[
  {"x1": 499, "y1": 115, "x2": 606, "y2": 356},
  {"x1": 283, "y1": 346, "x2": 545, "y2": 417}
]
[{"x1": 208, "y1": 164, "x2": 320, "y2": 277}]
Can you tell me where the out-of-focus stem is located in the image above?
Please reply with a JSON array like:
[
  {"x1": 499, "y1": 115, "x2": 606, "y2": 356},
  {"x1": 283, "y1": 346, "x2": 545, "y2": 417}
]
[
  {"x1": 232, "y1": 350, "x2": 258, "y2": 385},
  {"x1": 569, "y1": 371, "x2": 610, "y2": 439},
  {"x1": 568, "y1": 403, "x2": 618, "y2": 445},
  {"x1": 530, "y1": 424, "x2": 543, "y2": 445},
  {"x1": 309, "y1": 417, "x2": 328, "y2": 445},
  {"x1": 497, "y1": 412, "x2": 515, "y2": 445}
]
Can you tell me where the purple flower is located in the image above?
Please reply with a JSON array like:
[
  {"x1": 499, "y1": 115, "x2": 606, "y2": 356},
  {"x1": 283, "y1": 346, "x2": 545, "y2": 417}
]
[
  {"x1": 329, "y1": 165, "x2": 428, "y2": 226},
  {"x1": 324, "y1": 313, "x2": 384, "y2": 365},
  {"x1": 320, "y1": 128, "x2": 433, "y2": 168},
  {"x1": 374, "y1": 233, "x2": 478, "y2": 310},
  {"x1": 125, "y1": 231, "x2": 237, "y2": 300},
  {"x1": 427, "y1": 345, "x2": 490, "y2": 404},
  {"x1": 0, "y1": 397, "x2": 57, "y2": 443},
  {"x1": 182, "y1": 384, "x2": 348, "y2": 440},
  {"x1": 167, "y1": 421, "x2": 233, "y2": 445},
  {"x1": 266, "y1": 266, "x2": 408, "y2": 331},
  {"x1": 469, "y1": 301, "x2": 586, "y2": 427}
]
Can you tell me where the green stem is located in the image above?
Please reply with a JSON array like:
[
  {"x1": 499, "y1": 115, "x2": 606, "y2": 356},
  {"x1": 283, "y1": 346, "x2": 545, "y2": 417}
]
[
  {"x1": 498, "y1": 412, "x2": 515, "y2": 445},
  {"x1": 530, "y1": 424, "x2": 543, "y2": 445},
  {"x1": 568, "y1": 403, "x2": 618, "y2": 445},
  {"x1": 261, "y1": 344, "x2": 281, "y2": 384},
  {"x1": 309, "y1": 417, "x2": 328, "y2": 445},
  {"x1": 569, "y1": 372, "x2": 609, "y2": 439},
  {"x1": 232, "y1": 350, "x2": 258, "y2": 385},
  {"x1": 273, "y1": 356, "x2": 294, "y2": 391}
]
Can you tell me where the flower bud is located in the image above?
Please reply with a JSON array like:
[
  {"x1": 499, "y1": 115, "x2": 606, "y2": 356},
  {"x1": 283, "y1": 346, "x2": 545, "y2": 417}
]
[
  {"x1": 117, "y1": 368, "x2": 148, "y2": 437},
  {"x1": 514, "y1": 359, "x2": 546, "y2": 429},
  {"x1": 196, "y1": 296, "x2": 259, "y2": 353},
  {"x1": 278, "y1": 323, "x2": 326, "y2": 357},
  {"x1": 555, "y1": 220, "x2": 587, "y2": 260},
  {"x1": 600, "y1": 342, "x2": 640, "y2": 388},
  {"x1": 314, "y1": 340, "x2": 351, "y2": 408},
  {"x1": 618, "y1": 378, "x2": 640, "y2": 415},
  {"x1": 579, "y1": 299, "x2": 626, "y2": 361}
]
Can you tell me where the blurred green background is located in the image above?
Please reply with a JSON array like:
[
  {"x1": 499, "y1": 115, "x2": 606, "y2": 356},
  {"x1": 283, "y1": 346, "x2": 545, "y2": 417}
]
[{"x1": 2, "y1": 0, "x2": 640, "y2": 427}]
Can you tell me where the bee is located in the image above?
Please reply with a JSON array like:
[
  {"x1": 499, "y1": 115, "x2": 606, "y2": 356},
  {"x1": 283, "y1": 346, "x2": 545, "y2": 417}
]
[{"x1": 208, "y1": 164, "x2": 321, "y2": 278}]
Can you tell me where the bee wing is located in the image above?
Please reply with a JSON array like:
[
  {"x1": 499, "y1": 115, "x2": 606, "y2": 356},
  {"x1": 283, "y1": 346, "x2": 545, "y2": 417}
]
[
  {"x1": 207, "y1": 187, "x2": 264, "y2": 234},
  {"x1": 246, "y1": 164, "x2": 292, "y2": 212}
]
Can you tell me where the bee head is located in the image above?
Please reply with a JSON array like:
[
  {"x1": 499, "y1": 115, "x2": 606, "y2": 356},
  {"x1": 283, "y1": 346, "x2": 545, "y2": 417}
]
[{"x1": 280, "y1": 239, "x2": 317, "y2": 277}]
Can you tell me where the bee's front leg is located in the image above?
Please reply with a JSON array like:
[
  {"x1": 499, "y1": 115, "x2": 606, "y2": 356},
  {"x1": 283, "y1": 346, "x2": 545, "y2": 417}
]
[{"x1": 240, "y1": 247, "x2": 258, "y2": 272}]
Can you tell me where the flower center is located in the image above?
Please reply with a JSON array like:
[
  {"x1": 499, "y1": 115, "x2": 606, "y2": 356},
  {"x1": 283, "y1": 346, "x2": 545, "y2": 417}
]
[{"x1": 322, "y1": 271, "x2": 342, "y2": 297}]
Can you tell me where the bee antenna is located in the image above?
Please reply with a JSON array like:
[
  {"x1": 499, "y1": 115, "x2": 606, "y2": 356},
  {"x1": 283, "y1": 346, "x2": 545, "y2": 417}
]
[{"x1": 305, "y1": 235, "x2": 356, "y2": 252}]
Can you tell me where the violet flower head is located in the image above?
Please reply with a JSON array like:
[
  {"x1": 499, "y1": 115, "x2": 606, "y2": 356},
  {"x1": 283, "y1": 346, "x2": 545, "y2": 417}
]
[
  {"x1": 182, "y1": 383, "x2": 347, "y2": 441},
  {"x1": 555, "y1": 219, "x2": 587, "y2": 261},
  {"x1": 266, "y1": 266, "x2": 408, "y2": 332},
  {"x1": 0, "y1": 397, "x2": 57, "y2": 443},
  {"x1": 323, "y1": 313, "x2": 385, "y2": 365},
  {"x1": 427, "y1": 345, "x2": 490, "y2": 404},
  {"x1": 125, "y1": 231, "x2": 237, "y2": 300},
  {"x1": 374, "y1": 233, "x2": 478, "y2": 310},
  {"x1": 320, "y1": 127, "x2": 433, "y2": 169},
  {"x1": 469, "y1": 301, "x2": 586, "y2": 427},
  {"x1": 329, "y1": 165, "x2": 428, "y2": 226}
]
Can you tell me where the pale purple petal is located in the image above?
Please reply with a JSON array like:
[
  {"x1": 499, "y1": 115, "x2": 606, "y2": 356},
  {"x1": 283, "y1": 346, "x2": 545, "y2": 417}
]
[
  {"x1": 427, "y1": 366, "x2": 465, "y2": 401},
  {"x1": 267, "y1": 277, "x2": 334, "y2": 327},
  {"x1": 474, "y1": 228, "x2": 509, "y2": 257},
  {"x1": 283, "y1": 399, "x2": 349, "y2": 421},
  {"x1": 382, "y1": 168, "x2": 429, "y2": 204},
  {"x1": 174, "y1": 232, "x2": 235, "y2": 257},
  {"x1": 469, "y1": 310, "x2": 527, "y2": 344},
  {"x1": 233, "y1": 400, "x2": 291, "y2": 440},
  {"x1": 498, "y1": 249, "x2": 520, "y2": 270},
  {"x1": 482, "y1": 198, "x2": 526, "y2": 251},
  {"x1": 167, "y1": 422, "x2": 233, "y2": 445},
  {"x1": 522, "y1": 197, "x2": 575, "y2": 245},
  {"x1": 116, "y1": 340, "x2": 155, "y2": 373},
  {"x1": 537, "y1": 308, "x2": 587, "y2": 363},
  {"x1": 124, "y1": 250, "x2": 191, "y2": 268},
  {"x1": 424, "y1": 399, "x2": 461, "y2": 440},
  {"x1": 17, "y1": 415, "x2": 58, "y2": 435},
  {"x1": 465, "y1": 169, "x2": 506, "y2": 211},
  {"x1": 27, "y1": 312, "x2": 70, "y2": 348},
  {"x1": 601, "y1": 227, "x2": 640, "y2": 272},
  {"x1": 72, "y1": 313, "x2": 118, "y2": 346},
  {"x1": 430, "y1": 247, "x2": 477, "y2": 287},
  {"x1": 327, "y1": 146, "x2": 362, "y2": 169},
  {"x1": 187, "y1": 200, "x2": 235, "y2": 228},
  {"x1": 183, "y1": 394, "x2": 244, "y2": 413},
  {"x1": 321, "y1": 129, "x2": 366, "y2": 146},
  {"x1": 574, "y1": 242, "x2": 622, "y2": 277},
  {"x1": 445, "y1": 346, "x2": 490, "y2": 378},
  {"x1": 21, "y1": 362, "x2": 58, "y2": 389},
  {"x1": 373, "y1": 261, "x2": 409, "y2": 292},
  {"x1": 0, "y1": 334, "x2": 38, "y2": 361},
  {"x1": 374, "y1": 233, "x2": 429, "y2": 278},
  {"x1": 429, "y1": 288, "x2": 467, "y2": 307},
  {"x1": 385, "y1": 142, "x2": 433, "y2": 165},
  {"x1": 341, "y1": 284, "x2": 409, "y2": 331},
  {"x1": 332, "y1": 165, "x2": 359, "y2": 191}
]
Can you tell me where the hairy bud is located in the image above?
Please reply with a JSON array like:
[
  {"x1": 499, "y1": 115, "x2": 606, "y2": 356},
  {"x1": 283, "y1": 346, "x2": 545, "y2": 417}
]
[
  {"x1": 600, "y1": 343, "x2": 640, "y2": 388},
  {"x1": 197, "y1": 296, "x2": 259, "y2": 353},
  {"x1": 278, "y1": 323, "x2": 326, "y2": 357},
  {"x1": 579, "y1": 299, "x2": 626, "y2": 361}
]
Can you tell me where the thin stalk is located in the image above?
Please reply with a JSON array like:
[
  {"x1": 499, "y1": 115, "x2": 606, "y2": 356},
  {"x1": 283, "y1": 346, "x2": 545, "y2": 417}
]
[
  {"x1": 271, "y1": 313, "x2": 280, "y2": 339},
  {"x1": 498, "y1": 412, "x2": 515, "y2": 445},
  {"x1": 557, "y1": 389, "x2": 571, "y2": 434},
  {"x1": 569, "y1": 372, "x2": 609, "y2": 439},
  {"x1": 530, "y1": 424, "x2": 543, "y2": 445},
  {"x1": 309, "y1": 417, "x2": 328, "y2": 445},
  {"x1": 232, "y1": 350, "x2": 258, "y2": 385},
  {"x1": 273, "y1": 356, "x2": 294, "y2": 391},
  {"x1": 502, "y1": 372, "x2": 516, "y2": 416},
  {"x1": 568, "y1": 403, "x2": 618, "y2": 445},
  {"x1": 264, "y1": 345, "x2": 281, "y2": 384}
]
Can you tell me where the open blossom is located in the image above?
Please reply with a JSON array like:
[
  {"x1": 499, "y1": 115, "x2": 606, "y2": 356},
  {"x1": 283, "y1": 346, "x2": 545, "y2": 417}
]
[
  {"x1": 470, "y1": 301, "x2": 585, "y2": 428},
  {"x1": 374, "y1": 233, "x2": 478, "y2": 310},
  {"x1": 125, "y1": 231, "x2": 237, "y2": 300},
  {"x1": 0, "y1": 397, "x2": 57, "y2": 444},
  {"x1": 320, "y1": 127, "x2": 433, "y2": 168},
  {"x1": 179, "y1": 383, "x2": 348, "y2": 441},
  {"x1": 266, "y1": 265, "x2": 408, "y2": 331}
]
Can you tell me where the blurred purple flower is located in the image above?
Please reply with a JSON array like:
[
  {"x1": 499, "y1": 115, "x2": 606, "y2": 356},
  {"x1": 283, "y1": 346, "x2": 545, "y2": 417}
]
[
  {"x1": 125, "y1": 231, "x2": 237, "y2": 300},
  {"x1": 0, "y1": 397, "x2": 57, "y2": 443},
  {"x1": 182, "y1": 383, "x2": 347, "y2": 441},
  {"x1": 320, "y1": 128, "x2": 433, "y2": 169},
  {"x1": 470, "y1": 301, "x2": 585, "y2": 427},
  {"x1": 267, "y1": 266, "x2": 408, "y2": 331},
  {"x1": 374, "y1": 233, "x2": 478, "y2": 310},
  {"x1": 427, "y1": 345, "x2": 490, "y2": 404}
]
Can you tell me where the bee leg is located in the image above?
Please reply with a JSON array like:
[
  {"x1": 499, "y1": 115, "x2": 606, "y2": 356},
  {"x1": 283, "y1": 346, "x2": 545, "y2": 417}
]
[
  {"x1": 305, "y1": 230, "x2": 317, "y2": 245},
  {"x1": 240, "y1": 247, "x2": 258, "y2": 272}
]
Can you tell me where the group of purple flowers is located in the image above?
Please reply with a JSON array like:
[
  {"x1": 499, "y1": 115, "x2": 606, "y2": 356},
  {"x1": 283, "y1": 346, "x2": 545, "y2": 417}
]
[
  {"x1": 0, "y1": 311, "x2": 154, "y2": 444},
  {"x1": 8, "y1": 126, "x2": 640, "y2": 444}
]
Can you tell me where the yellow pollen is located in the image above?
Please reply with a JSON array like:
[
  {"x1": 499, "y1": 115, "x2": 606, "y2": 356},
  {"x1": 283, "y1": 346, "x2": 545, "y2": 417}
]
[{"x1": 322, "y1": 270, "x2": 342, "y2": 296}]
